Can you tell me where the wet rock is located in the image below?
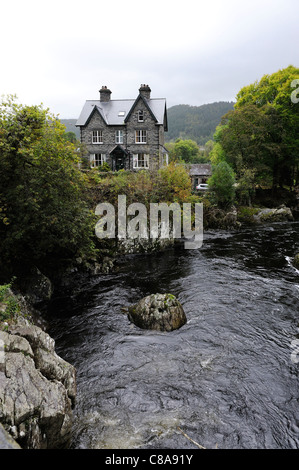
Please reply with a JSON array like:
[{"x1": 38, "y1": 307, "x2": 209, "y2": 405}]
[
  {"x1": 0, "y1": 315, "x2": 76, "y2": 449},
  {"x1": 128, "y1": 293, "x2": 187, "y2": 332},
  {"x1": 253, "y1": 205, "x2": 294, "y2": 223},
  {"x1": 19, "y1": 266, "x2": 53, "y2": 306}
]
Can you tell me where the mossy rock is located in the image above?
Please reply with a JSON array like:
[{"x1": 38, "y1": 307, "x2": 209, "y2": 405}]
[
  {"x1": 294, "y1": 254, "x2": 299, "y2": 269},
  {"x1": 128, "y1": 293, "x2": 187, "y2": 332}
]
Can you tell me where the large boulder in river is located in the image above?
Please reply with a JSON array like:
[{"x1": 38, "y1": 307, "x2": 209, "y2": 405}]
[
  {"x1": 128, "y1": 293, "x2": 187, "y2": 332},
  {"x1": 294, "y1": 254, "x2": 299, "y2": 269}
]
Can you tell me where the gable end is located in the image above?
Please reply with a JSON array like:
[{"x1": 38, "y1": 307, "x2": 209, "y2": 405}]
[{"x1": 124, "y1": 94, "x2": 158, "y2": 124}]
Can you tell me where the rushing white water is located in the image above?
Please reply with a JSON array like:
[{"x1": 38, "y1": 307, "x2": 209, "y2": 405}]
[{"x1": 47, "y1": 222, "x2": 299, "y2": 449}]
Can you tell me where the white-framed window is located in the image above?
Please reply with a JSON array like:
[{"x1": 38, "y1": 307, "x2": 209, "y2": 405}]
[
  {"x1": 162, "y1": 153, "x2": 169, "y2": 166},
  {"x1": 90, "y1": 153, "x2": 106, "y2": 168},
  {"x1": 135, "y1": 129, "x2": 147, "y2": 143},
  {"x1": 138, "y1": 110, "x2": 144, "y2": 122},
  {"x1": 133, "y1": 153, "x2": 149, "y2": 169},
  {"x1": 115, "y1": 130, "x2": 123, "y2": 144},
  {"x1": 92, "y1": 130, "x2": 103, "y2": 144}
]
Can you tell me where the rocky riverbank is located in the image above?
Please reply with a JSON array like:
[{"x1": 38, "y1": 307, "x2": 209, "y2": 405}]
[
  {"x1": 0, "y1": 290, "x2": 76, "y2": 449},
  {"x1": 204, "y1": 203, "x2": 296, "y2": 230}
]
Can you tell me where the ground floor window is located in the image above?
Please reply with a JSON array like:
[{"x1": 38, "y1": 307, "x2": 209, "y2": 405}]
[
  {"x1": 133, "y1": 153, "x2": 149, "y2": 169},
  {"x1": 90, "y1": 153, "x2": 106, "y2": 167},
  {"x1": 162, "y1": 153, "x2": 169, "y2": 166}
]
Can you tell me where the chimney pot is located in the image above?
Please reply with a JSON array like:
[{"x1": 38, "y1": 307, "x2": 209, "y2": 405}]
[
  {"x1": 99, "y1": 85, "x2": 112, "y2": 102},
  {"x1": 139, "y1": 84, "x2": 151, "y2": 99}
]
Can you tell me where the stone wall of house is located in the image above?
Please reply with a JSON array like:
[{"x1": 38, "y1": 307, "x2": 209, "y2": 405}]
[
  {"x1": 126, "y1": 98, "x2": 161, "y2": 172},
  {"x1": 80, "y1": 97, "x2": 164, "y2": 171}
]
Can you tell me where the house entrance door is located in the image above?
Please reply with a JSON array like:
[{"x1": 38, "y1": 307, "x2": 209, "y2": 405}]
[
  {"x1": 115, "y1": 156, "x2": 125, "y2": 171},
  {"x1": 110, "y1": 146, "x2": 127, "y2": 171}
]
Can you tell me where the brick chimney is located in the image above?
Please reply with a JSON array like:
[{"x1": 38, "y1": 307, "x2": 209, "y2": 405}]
[
  {"x1": 99, "y1": 86, "x2": 112, "y2": 102},
  {"x1": 139, "y1": 84, "x2": 151, "y2": 99}
]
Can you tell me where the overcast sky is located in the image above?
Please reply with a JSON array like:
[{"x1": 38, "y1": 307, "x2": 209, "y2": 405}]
[{"x1": 1, "y1": 0, "x2": 298, "y2": 118}]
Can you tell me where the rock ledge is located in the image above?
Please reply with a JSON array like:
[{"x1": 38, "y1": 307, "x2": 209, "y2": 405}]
[{"x1": 0, "y1": 315, "x2": 76, "y2": 449}]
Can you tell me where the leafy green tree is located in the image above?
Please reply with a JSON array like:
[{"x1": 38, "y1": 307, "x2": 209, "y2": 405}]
[
  {"x1": 171, "y1": 139, "x2": 200, "y2": 163},
  {"x1": 219, "y1": 103, "x2": 290, "y2": 187},
  {"x1": 208, "y1": 161, "x2": 236, "y2": 208},
  {"x1": 204, "y1": 139, "x2": 214, "y2": 159},
  {"x1": 233, "y1": 65, "x2": 299, "y2": 187},
  {"x1": 0, "y1": 97, "x2": 97, "y2": 279},
  {"x1": 235, "y1": 167, "x2": 256, "y2": 206},
  {"x1": 63, "y1": 131, "x2": 77, "y2": 143}
]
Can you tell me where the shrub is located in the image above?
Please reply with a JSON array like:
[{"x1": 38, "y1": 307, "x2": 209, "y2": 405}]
[
  {"x1": 0, "y1": 97, "x2": 98, "y2": 277},
  {"x1": 208, "y1": 161, "x2": 236, "y2": 208},
  {"x1": 0, "y1": 283, "x2": 20, "y2": 322}
]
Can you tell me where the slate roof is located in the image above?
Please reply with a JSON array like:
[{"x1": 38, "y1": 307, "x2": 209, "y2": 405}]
[
  {"x1": 189, "y1": 164, "x2": 212, "y2": 176},
  {"x1": 76, "y1": 96, "x2": 167, "y2": 128}
]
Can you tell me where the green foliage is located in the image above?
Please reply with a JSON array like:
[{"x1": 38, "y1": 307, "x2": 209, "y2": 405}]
[
  {"x1": 87, "y1": 162, "x2": 196, "y2": 209},
  {"x1": 0, "y1": 97, "x2": 97, "y2": 277},
  {"x1": 235, "y1": 168, "x2": 256, "y2": 206},
  {"x1": 166, "y1": 139, "x2": 200, "y2": 163},
  {"x1": 208, "y1": 161, "x2": 236, "y2": 208},
  {"x1": 166, "y1": 139, "x2": 210, "y2": 164},
  {"x1": 236, "y1": 206, "x2": 260, "y2": 224},
  {"x1": 63, "y1": 131, "x2": 77, "y2": 143},
  {"x1": 98, "y1": 161, "x2": 111, "y2": 172},
  {"x1": 60, "y1": 119, "x2": 80, "y2": 140},
  {"x1": 158, "y1": 162, "x2": 196, "y2": 203},
  {"x1": 0, "y1": 282, "x2": 20, "y2": 322},
  {"x1": 221, "y1": 65, "x2": 299, "y2": 189}
]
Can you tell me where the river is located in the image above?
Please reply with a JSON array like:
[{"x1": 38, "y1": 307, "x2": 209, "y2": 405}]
[{"x1": 47, "y1": 222, "x2": 299, "y2": 449}]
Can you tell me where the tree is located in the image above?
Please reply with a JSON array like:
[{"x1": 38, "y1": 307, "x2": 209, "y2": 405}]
[
  {"x1": 0, "y1": 97, "x2": 97, "y2": 279},
  {"x1": 209, "y1": 126, "x2": 227, "y2": 165},
  {"x1": 208, "y1": 162, "x2": 236, "y2": 208},
  {"x1": 158, "y1": 162, "x2": 194, "y2": 203},
  {"x1": 234, "y1": 65, "x2": 299, "y2": 187},
  {"x1": 63, "y1": 131, "x2": 77, "y2": 143},
  {"x1": 235, "y1": 167, "x2": 256, "y2": 206},
  {"x1": 171, "y1": 139, "x2": 200, "y2": 163},
  {"x1": 218, "y1": 104, "x2": 285, "y2": 187}
]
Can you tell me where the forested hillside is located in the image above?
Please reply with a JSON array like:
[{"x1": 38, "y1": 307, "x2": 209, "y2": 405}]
[
  {"x1": 61, "y1": 119, "x2": 80, "y2": 139},
  {"x1": 166, "y1": 102, "x2": 235, "y2": 145}
]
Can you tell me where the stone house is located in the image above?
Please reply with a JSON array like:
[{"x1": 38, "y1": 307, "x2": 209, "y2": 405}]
[
  {"x1": 76, "y1": 84, "x2": 168, "y2": 171},
  {"x1": 189, "y1": 163, "x2": 212, "y2": 190}
]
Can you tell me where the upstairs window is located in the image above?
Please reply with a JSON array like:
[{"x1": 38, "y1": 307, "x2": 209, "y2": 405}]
[
  {"x1": 135, "y1": 129, "x2": 147, "y2": 144},
  {"x1": 115, "y1": 130, "x2": 123, "y2": 144},
  {"x1": 138, "y1": 110, "x2": 144, "y2": 122},
  {"x1": 92, "y1": 130, "x2": 103, "y2": 144}
]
